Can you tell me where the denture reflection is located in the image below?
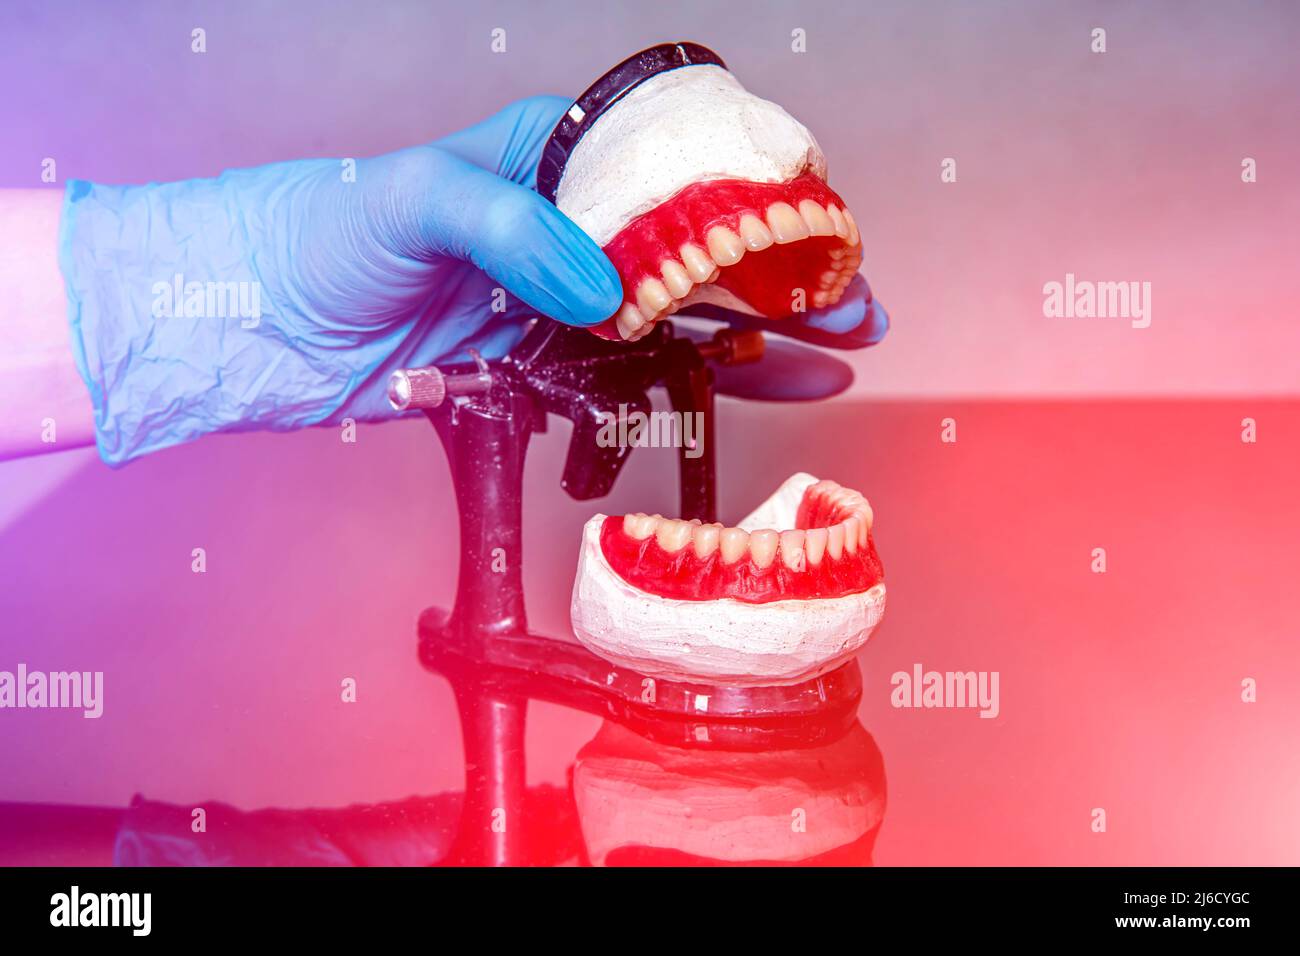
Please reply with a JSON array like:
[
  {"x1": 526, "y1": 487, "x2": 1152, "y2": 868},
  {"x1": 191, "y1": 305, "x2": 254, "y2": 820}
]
[
  {"x1": 571, "y1": 472, "x2": 887, "y2": 685},
  {"x1": 573, "y1": 720, "x2": 886, "y2": 866}
]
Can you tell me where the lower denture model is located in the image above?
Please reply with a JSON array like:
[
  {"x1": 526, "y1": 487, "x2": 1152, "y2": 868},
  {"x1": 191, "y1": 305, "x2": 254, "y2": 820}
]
[{"x1": 571, "y1": 473, "x2": 886, "y2": 686}]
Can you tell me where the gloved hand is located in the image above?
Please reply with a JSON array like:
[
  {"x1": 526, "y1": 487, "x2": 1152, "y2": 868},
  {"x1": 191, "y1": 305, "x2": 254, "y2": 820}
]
[{"x1": 61, "y1": 95, "x2": 886, "y2": 466}]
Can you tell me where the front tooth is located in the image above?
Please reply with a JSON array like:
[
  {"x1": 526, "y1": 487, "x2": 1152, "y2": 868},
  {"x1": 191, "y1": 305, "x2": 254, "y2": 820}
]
[
  {"x1": 719, "y1": 527, "x2": 750, "y2": 563},
  {"x1": 655, "y1": 519, "x2": 693, "y2": 553},
  {"x1": 826, "y1": 204, "x2": 849, "y2": 239},
  {"x1": 804, "y1": 528, "x2": 828, "y2": 565},
  {"x1": 680, "y1": 243, "x2": 716, "y2": 283},
  {"x1": 660, "y1": 259, "x2": 694, "y2": 299},
  {"x1": 623, "y1": 513, "x2": 656, "y2": 540},
  {"x1": 856, "y1": 511, "x2": 871, "y2": 547},
  {"x1": 705, "y1": 226, "x2": 745, "y2": 266},
  {"x1": 737, "y1": 214, "x2": 774, "y2": 251},
  {"x1": 779, "y1": 530, "x2": 806, "y2": 571},
  {"x1": 636, "y1": 278, "x2": 672, "y2": 320},
  {"x1": 692, "y1": 524, "x2": 721, "y2": 559},
  {"x1": 841, "y1": 517, "x2": 860, "y2": 555},
  {"x1": 843, "y1": 208, "x2": 861, "y2": 246},
  {"x1": 616, "y1": 303, "x2": 645, "y2": 340},
  {"x1": 856, "y1": 502, "x2": 874, "y2": 537},
  {"x1": 748, "y1": 529, "x2": 778, "y2": 569},
  {"x1": 766, "y1": 203, "x2": 810, "y2": 244},
  {"x1": 826, "y1": 523, "x2": 845, "y2": 561},
  {"x1": 798, "y1": 200, "x2": 836, "y2": 236}
]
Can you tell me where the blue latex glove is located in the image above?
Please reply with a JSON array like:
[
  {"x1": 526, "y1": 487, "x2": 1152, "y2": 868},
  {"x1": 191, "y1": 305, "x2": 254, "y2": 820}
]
[{"x1": 61, "y1": 95, "x2": 886, "y2": 466}]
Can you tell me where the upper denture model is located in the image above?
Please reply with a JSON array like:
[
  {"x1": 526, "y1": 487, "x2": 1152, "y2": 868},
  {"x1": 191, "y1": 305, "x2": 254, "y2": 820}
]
[{"x1": 549, "y1": 55, "x2": 866, "y2": 341}]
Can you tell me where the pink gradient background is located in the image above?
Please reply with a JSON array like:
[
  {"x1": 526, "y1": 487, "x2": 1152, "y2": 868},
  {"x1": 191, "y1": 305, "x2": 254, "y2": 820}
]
[{"x1": 1, "y1": 1, "x2": 1297, "y2": 865}]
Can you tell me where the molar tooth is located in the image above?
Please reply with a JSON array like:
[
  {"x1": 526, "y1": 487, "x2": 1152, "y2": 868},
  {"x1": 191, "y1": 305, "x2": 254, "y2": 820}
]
[
  {"x1": 804, "y1": 528, "x2": 828, "y2": 566},
  {"x1": 635, "y1": 278, "x2": 672, "y2": 320},
  {"x1": 812, "y1": 291, "x2": 830, "y2": 308},
  {"x1": 841, "y1": 517, "x2": 860, "y2": 555},
  {"x1": 843, "y1": 208, "x2": 861, "y2": 246},
  {"x1": 616, "y1": 303, "x2": 645, "y2": 341},
  {"x1": 826, "y1": 523, "x2": 845, "y2": 561},
  {"x1": 692, "y1": 524, "x2": 720, "y2": 559},
  {"x1": 766, "y1": 202, "x2": 810, "y2": 244},
  {"x1": 655, "y1": 518, "x2": 694, "y2": 553},
  {"x1": 660, "y1": 259, "x2": 694, "y2": 299},
  {"x1": 680, "y1": 243, "x2": 716, "y2": 283},
  {"x1": 826, "y1": 204, "x2": 849, "y2": 239},
  {"x1": 737, "y1": 214, "x2": 774, "y2": 251},
  {"x1": 798, "y1": 200, "x2": 836, "y2": 236},
  {"x1": 820, "y1": 269, "x2": 840, "y2": 287},
  {"x1": 748, "y1": 529, "x2": 779, "y2": 569},
  {"x1": 623, "y1": 513, "x2": 656, "y2": 540},
  {"x1": 706, "y1": 226, "x2": 745, "y2": 266},
  {"x1": 779, "y1": 530, "x2": 807, "y2": 572},
  {"x1": 719, "y1": 527, "x2": 750, "y2": 563}
]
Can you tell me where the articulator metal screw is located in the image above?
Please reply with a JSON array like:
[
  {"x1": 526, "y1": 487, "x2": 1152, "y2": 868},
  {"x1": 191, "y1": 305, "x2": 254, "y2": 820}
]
[{"x1": 388, "y1": 349, "x2": 493, "y2": 411}]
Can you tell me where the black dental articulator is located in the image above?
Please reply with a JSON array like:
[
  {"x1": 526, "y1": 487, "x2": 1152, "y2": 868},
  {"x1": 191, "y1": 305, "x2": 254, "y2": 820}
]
[{"x1": 388, "y1": 44, "x2": 864, "y2": 866}]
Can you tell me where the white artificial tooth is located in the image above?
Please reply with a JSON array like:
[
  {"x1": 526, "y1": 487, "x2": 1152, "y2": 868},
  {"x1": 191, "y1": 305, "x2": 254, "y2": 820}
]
[
  {"x1": 737, "y1": 214, "x2": 775, "y2": 251},
  {"x1": 812, "y1": 291, "x2": 830, "y2": 308},
  {"x1": 855, "y1": 510, "x2": 871, "y2": 546},
  {"x1": 828, "y1": 247, "x2": 846, "y2": 261},
  {"x1": 765, "y1": 202, "x2": 810, "y2": 243},
  {"x1": 692, "y1": 524, "x2": 721, "y2": 559},
  {"x1": 705, "y1": 226, "x2": 745, "y2": 266},
  {"x1": 843, "y1": 208, "x2": 861, "y2": 246},
  {"x1": 798, "y1": 200, "x2": 836, "y2": 236},
  {"x1": 655, "y1": 518, "x2": 694, "y2": 553},
  {"x1": 719, "y1": 527, "x2": 750, "y2": 563},
  {"x1": 623, "y1": 513, "x2": 656, "y2": 540},
  {"x1": 858, "y1": 501, "x2": 874, "y2": 534},
  {"x1": 635, "y1": 278, "x2": 672, "y2": 320},
  {"x1": 826, "y1": 204, "x2": 849, "y2": 239},
  {"x1": 826, "y1": 523, "x2": 845, "y2": 561},
  {"x1": 841, "y1": 517, "x2": 860, "y2": 555},
  {"x1": 820, "y1": 269, "x2": 840, "y2": 286},
  {"x1": 748, "y1": 529, "x2": 779, "y2": 569},
  {"x1": 804, "y1": 528, "x2": 828, "y2": 566},
  {"x1": 779, "y1": 530, "x2": 807, "y2": 571},
  {"x1": 680, "y1": 243, "x2": 716, "y2": 283},
  {"x1": 660, "y1": 259, "x2": 694, "y2": 299},
  {"x1": 616, "y1": 303, "x2": 645, "y2": 340}
]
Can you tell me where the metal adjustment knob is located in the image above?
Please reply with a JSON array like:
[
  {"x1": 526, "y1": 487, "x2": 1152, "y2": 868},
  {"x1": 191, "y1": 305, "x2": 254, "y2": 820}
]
[
  {"x1": 388, "y1": 349, "x2": 494, "y2": 412},
  {"x1": 388, "y1": 366, "x2": 447, "y2": 411}
]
